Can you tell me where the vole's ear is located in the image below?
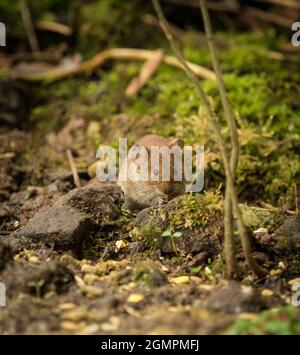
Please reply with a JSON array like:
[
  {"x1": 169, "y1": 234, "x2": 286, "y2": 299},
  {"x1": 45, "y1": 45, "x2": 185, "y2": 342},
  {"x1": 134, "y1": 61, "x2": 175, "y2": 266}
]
[{"x1": 169, "y1": 138, "x2": 184, "y2": 149}]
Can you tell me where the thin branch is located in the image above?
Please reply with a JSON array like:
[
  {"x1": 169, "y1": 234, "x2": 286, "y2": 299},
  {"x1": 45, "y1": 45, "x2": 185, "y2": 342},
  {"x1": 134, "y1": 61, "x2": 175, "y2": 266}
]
[
  {"x1": 142, "y1": 13, "x2": 228, "y2": 48},
  {"x1": 125, "y1": 49, "x2": 165, "y2": 97},
  {"x1": 13, "y1": 48, "x2": 216, "y2": 82},
  {"x1": 0, "y1": 152, "x2": 15, "y2": 159},
  {"x1": 66, "y1": 149, "x2": 81, "y2": 188},
  {"x1": 35, "y1": 20, "x2": 73, "y2": 36},
  {"x1": 152, "y1": 0, "x2": 266, "y2": 277},
  {"x1": 163, "y1": 0, "x2": 240, "y2": 12},
  {"x1": 244, "y1": 7, "x2": 295, "y2": 28},
  {"x1": 254, "y1": 0, "x2": 300, "y2": 10},
  {"x1": 142, "y1": 13, "x2": 186, "y2": 39},
  {"x1": 199, "y1": 0, "x2": 239, "y2": 277},
  {"x1": 20, "y1": 0, "x2": 40, "y2": 52}
]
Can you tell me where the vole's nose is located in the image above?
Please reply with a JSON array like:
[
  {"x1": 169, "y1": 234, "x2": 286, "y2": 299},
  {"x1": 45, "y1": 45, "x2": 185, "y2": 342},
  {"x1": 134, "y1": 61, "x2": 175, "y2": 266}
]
[
  {"x1": 164, "y1": 182, "x2": 183, "y2": 198},
  {"x1": 163, "y1": 185, "x2": 174, "y2": 196}
]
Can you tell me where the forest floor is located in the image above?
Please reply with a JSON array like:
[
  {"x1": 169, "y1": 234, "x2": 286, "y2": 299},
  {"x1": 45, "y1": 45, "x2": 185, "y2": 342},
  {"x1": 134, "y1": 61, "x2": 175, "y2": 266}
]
[
  {"x1": 0, "y1": 97, "x2": 299, "y2": 335},
  {"x1": 1, "y1": 1, "x2": 300, "y2": 335}
]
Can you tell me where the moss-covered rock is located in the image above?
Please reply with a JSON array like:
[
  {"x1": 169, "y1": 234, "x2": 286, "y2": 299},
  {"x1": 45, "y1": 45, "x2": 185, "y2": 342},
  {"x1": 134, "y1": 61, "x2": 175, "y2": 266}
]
[
  {"x1": 133, "y1": 192, "x2": 224, "y2": 259},
  {"x1": 274, "y1": 216, "x2": 300, "y2": 256},
  {"x1": 133, "y1": 261, "x2": 168, "y2": 288},
  {"x1": 228, "y1": 305, "x2": 300, "y2": 335},
  {"x1": 239, "y1": 204, "x2": 285, "y2": 232}
]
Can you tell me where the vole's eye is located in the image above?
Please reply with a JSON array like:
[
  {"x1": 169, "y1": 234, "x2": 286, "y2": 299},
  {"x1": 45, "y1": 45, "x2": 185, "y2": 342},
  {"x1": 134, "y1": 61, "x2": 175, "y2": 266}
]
[{"x1": 153, "y1": 168, "x2": 159, "y2": 176}]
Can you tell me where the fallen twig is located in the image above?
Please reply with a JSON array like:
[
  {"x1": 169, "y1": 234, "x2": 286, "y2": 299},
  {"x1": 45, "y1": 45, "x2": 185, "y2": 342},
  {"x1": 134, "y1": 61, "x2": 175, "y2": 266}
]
[
  {"x1": 35, "y1": 20, "x2": 73, "y2": 36},
  {"x1": 244, "y1": 6, "x2": 295, "y2": 28},
  {"x1": 125, "y1": 49, "x2": 165, "y2": 97},
  {"x1": 286, "y1": 210, "x2": 300, "y2": 215},
  {"x1": 66, "y1": 149, "x2": 81, "y2": 188},
  {"x1": 142, "y1": 13, "x2": 228, "y2": 48},
  {"x1": 13, "y1": 48, "x2": 216, "y2": 83},
  {"x1": 0, "y1": 231, "x2": 14, "y2": 235},
  {"x1": 0, "y1": 152, "x2": 15, "y2": 159},
  {"x1": 254, "y1": 0, "x2": 300, "y2": 10},
  {"x1": 164, "y1": 0, "x2": 240, "y2": 12},
  {"x1": 142, "y1": 14, "x2": 185, "y2": 38},
  {"x1": 280, "y1": 42, "x2": 300, "y2": 53}
]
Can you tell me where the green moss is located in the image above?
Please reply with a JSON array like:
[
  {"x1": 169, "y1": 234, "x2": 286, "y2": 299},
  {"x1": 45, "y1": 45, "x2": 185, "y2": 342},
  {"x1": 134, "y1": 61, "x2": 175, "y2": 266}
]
[
  {"x1": 239, "y1": 204, "x2": 285, "y2": 233},
  {"x1": 167, "y1": 190, "x2": 222, "y2": 230},
  {"x1": 210, "y1": 255, "x2": 226, "y2": 276},
  {"x1": 133, "y1": 261, "x2": 167, "y2": 288},
  {"x1": 78, "y1": 0, "x2": 162, "y2": 57},
  {"x1": 276, "y1": 235, "x2": 300, "y2": 256},
  {"x1": 26, "y1": 23, "x2": 299, "y2": 203},
  {"x1": 131, "y1": 218, "x2": 162, "y2": 252},
  {"x1": 228, "y1": 306, "x2": 300, "y2": 335}
]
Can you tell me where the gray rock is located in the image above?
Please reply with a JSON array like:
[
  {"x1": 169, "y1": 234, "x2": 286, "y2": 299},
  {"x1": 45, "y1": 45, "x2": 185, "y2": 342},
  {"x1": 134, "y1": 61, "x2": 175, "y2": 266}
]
[
  {"x1": 253, "y1": 215, "x2": 300, "y2": 258},
  {"x1": 134, "y1": 196, "x2": 223, "y2": 257},
  {"x1": 54, "y1": 182, "x2": 124, "y2": 225},
  {"x1": 274, "y1": 216, "x2": 300, "y2": 255},
  {"x1": 15, "y1": 206, "x2": 93, "y2": 250},
  {"x1": 204, "y1": 282, "x2": 277, "y2": 314},
  {"x1": 10, "y1": 183, "x2": 124, "y2": 252},
  {"x1": 239, "y1": 204, "x2": 285, "y2": 232},
  {"x1": 1, "y1": 261, "x2": 74, "y2": 297},
  {"x1": 133, "y1": 262, "x2": 168, "y2": 288},
  {"x1": 275, "y1": 215, "x2": 300, "y2": 239}
]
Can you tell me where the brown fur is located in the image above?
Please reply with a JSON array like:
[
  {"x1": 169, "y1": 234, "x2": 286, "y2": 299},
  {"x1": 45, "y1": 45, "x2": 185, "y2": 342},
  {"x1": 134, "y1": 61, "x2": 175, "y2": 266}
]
[{"x1": 118, "y1": 135, "x2": 186, "y2": 213}]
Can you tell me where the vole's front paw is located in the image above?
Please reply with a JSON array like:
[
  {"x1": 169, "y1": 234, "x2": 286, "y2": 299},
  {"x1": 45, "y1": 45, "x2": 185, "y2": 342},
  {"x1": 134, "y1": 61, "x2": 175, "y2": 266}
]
[
  {"x1": 158, "y1": 197, "x2": 165, "y2": 205},
  {"x1": 156, "y1": 195, "x2": 167, "y2": 205},
  {"x1": 147, "y1": 191, "x2": 167, "y2": 206}
]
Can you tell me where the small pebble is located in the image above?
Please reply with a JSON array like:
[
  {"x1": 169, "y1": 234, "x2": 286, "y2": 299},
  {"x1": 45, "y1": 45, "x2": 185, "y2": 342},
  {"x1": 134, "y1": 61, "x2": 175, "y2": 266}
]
[
  {"x1": 81, "y1": 264, "x2": 96, "y2": 274},
  {"x1": 28, "y1": 256, "x2": 40, "y2": 264},
  {"x1": 82, "y1": 285, "x2": 103, "y2": 298},
  {"x1": 61, "y1": 307, "x2": 87, "y2": 322},
  {"x1": 61, "y1": 321, "x2": 82, "y2": 332},
  {"x1": 115, "y1": 240, "x2": 126, "y2": 250},
  {"x1": 270, "y1": 269, "x2": 282, "y2": 276},
  {"x1": 288, "y1": 277, "x2": 300, "y2": 286},
  {"x1": 171, "y1": 276, "x2": 190, "y2": 285},
  {"x1": 101, "y1": 316, "x2": 121, "y2": 332},
  {"x1": 58, "y1": 303, "x2": 77, "y2": 311},
  {"x1": 253, "y1": 227, "x2": 268, "y2": 235},
  {"x1": 83, "y1": 274, "x2": 99, "y2": 285},
  {"x1": 261, "y1": 289, "x2": 274, "y2": 297},
  {"x1": 127, "y1": 293, "x2": 144, "y2": 303}
]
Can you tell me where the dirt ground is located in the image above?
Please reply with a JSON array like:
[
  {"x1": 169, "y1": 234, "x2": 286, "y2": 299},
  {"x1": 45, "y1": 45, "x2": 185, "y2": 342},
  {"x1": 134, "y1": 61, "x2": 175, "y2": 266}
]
[
  {"x1": 0, "y1": 126, "x2": 300, "y2": 335},
  {"x1": 1, "y1": 0, "x2": 300, "y2": 335}
]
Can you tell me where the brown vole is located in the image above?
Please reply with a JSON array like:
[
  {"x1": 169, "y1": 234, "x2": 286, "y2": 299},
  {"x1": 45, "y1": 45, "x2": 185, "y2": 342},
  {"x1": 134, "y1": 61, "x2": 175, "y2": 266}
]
[{"x1": 118, "y1": 134, "x2": 186, "y2": 213}]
